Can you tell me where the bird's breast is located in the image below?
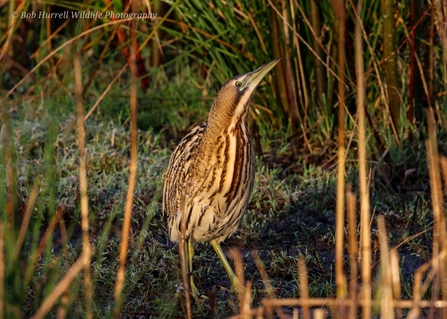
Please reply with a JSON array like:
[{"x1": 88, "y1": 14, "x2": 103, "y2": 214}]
[{"x1": 198, "y1": 123, "x2": 254, "y2": 214}]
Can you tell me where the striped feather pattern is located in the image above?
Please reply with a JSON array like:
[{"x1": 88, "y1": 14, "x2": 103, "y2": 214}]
[
  {"x1": 163, "y1": 118, "x2": 255, "y2": 243},
  {"x1": 162, "y1": 58, "x2": 279, "y2": 294},
  {"x1": 163, "y1": 58, "x2": 279, "y2": 250}
]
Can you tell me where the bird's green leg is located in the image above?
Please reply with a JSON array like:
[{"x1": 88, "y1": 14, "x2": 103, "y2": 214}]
[
  {"x1": 187, "y1": 238, "x2": 200, "y2": 296},
  {"x1": 210, "y1": 239, "x2": 243, "y2": 293}
]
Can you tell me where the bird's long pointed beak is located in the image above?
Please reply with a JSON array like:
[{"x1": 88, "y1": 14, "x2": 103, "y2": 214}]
[{"x1": 243, "y1": 57, "x2": 281, "y2": 88}]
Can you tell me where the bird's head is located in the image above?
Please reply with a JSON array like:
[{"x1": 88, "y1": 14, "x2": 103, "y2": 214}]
[{"x1": 208, "y1": 58, "x2": 281, "y2": 129}]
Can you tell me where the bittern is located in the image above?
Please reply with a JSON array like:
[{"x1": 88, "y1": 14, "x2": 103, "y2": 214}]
[{"x1": 163, "y1": 58, "x2": 280, "y2": 295}]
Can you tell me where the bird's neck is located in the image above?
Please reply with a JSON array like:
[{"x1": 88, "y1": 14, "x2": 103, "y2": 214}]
[{"x1": 203, "y1": 107, "x2": 249, "y2": 146}]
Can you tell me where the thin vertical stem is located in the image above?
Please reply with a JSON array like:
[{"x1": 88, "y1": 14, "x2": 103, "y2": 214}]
[
  {"x1": 440, "y1": 157, "x2": 447, "y2": 190},
  {"x1": 241, "y1": 281, "x2": 252, "y2": 319},
  {"x1": 426, "y1": 107, "x2": 446, "y2": 318},
  {"x1": 0, "y1": 0, "x2": 23, "y2": 62},
  {"x1": 179, "y1": 183, "x2": 192, "y2": 319},
  {"x1": 391, "y1": 249, "x2": 402, "y2": 319},
  {"x1": 347, "y1": 187, "x2": 358, "y2": 318},
  {"x1": 280, "y1": 1, "x2": 301, "y2": 158},
  {"x1": 434, "y1": 0, "x2": 447, "y2": 94},
  {"x1": 314, "y1": 309, "x2": 328, "y2": 319},
  {"x1": 0, "y1": 223, "x2": 3, "y2": 319},
  {"x1": 309, "y1": 0, "x2": 325, "y2": 111},
  {"x1": 113, "y1": 4, "x2": 139, "y2": 314},
  {"x1": 354, "y1": 1, "x2": 371, "y2": 318},
  {"x1": 230, "y1": 247, "x2": 246, "y2": 308},
  {"x1": 331, "y1": 0, "x2": 348, "y2": 305},
  {"x1": 428, "y1": 3, "x2": 435, "y2": 108},
  {"x1": 381, "y1": 0, "x2": 401, "y2": 131},
  {"x1": 377, "y1": 216, "x2": 392, "y2": 319},
  {"x1": 409, "y1": 0, "x2": 415, "y2": 125},
  {"x1": 74, "y1": 55, "x2": 92, "y2": 319},
  {"x1": 298, "y1": 258, "x2": 310, "y2": 319}
]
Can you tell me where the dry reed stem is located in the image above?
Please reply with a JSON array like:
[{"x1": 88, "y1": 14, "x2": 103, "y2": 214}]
[
  {"x1": 252, "y1": 251, "x2": 287, "y2": 318},
  {"x1": 245, "y1": 10, "x2": 266, "y2": 52},
  {"x1": 377, "y1": 216, "x2": 392, "y2": 319},
  {"x1": 440, "y1": 157, "x2": 447, "y2": 190},
  {"x1": 298, "y1": 258, "x2": 310, "y2": 319},
  {"x1": 348, "y1": 0, "x2": 399, "y2": 145},
  {"x1": 346, "y1": 186, "x2": 358, "y2": 318},
  {"x1": 354, "y1": 1, "x2": 372, "y2": 318},
  {"x1": 422, "y1": 251, "x2": 446, "y2": 302},
  {"x1": 283, "y1": 0, "x2": 311, "y2": 117},
  {"x1": 179, "y1": 182, "x2": 192, "y2": 319},
  {"x1": 434, "y1": 0, "x2": 447, "y2": 85},
  {"x1": 30, "y1": 252, "x2": 89, "y2": 319},
  {"x1": 56, "y1": 292, "x2": 69, "y2": 319},
  {"x1": 113, "y1": 13, "x2": 139, "y2": 314},
  {"x1": 229, "y1": 247, "x2": 246, "y2": 308},
  {"x1": 240, "y1": 281, "x2": 252, "y2": 319},
  {"x1": 408, "y1": 246, "x2": 447, "y2": 319},
  {"x1": 290, "y1": 0, "x2": 312, "y2": 152},
  {"x1": 263, "y1": 297, "x2": 447, "y2": 309},
  {"x1": 277, "y1": 1, "x2": 303, "y2": 157},
  {"x1": 0, "y1": 223, "x2": 3, "y2": 319},
  {"x1": 334, "y1": 0, "x2": 347, "y2": 302},
  {"x1": 437, "y1": 246, "x2": 447, "y2": 319},
  {"x1": 12, "y1": 178, "x2": 40, "y2": 262},
  {"x1": 409, "y1": 29, "x2": 434, "y2": 107},
  {"x1": 74, "y1": 55, "x2": 93, "y2": 319},
  {"x1": 252, "y1": 251, "x2": 275, "y2": 298},
  {"x1": 390, "y1": 249, "x2": 402, "y2": 319},
  {"x1": 267, "y1": 0, "x2": 346, "y2": 85},
  {"x1": 428, "y1": 3, "x2": 436, "y2": 114},
  {"x1": 251, "y1": 255, "x2": 274, "y2": 318},
  {"x1": 227, "y1": 307, "x2": 264, "y2": 319},
  {"x1": 314, "y1": 308, "x2": 328, "y2": 319},
  {"x1": 392, "y1": 226, "x2": 434, "y2": 252},
  {"x1": 0, "y1": 0, "x2": 26, "y2": 62},
  {"x1": 295, "y1": 1, "x2": 329, "y2": 57},
  {"x1": 425, "y1": 106, "x2": 446, "y2": 318},
  {"x1": 289, "y1": 1, "x2": 309, "y2": 109}
]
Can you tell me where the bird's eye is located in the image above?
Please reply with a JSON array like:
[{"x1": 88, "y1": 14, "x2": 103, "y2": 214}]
[{"x1": 235, "y1": 81, "x2": 242, "y2": 88}]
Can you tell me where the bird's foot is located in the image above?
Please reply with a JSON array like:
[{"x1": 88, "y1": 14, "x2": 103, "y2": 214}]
[{"x1": 190, "y1": 277, "x2": 208, "y2": 299}]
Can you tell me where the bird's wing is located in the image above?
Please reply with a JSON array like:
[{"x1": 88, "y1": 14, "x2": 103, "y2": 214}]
[{"x1": 162, "y1": 122, "x2": 207, "y2": 218}]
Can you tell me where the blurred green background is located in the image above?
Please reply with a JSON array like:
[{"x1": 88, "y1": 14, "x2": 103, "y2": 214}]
[{"x1": 1, "y1": 0, "x2": 446, "y2": 317}]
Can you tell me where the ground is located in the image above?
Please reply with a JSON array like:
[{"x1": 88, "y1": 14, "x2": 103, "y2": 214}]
[{"x1": 7, "y1": 115, "x2": 443, "y2": 318}]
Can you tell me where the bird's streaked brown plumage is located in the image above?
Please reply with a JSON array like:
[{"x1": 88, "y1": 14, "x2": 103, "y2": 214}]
[{"x1": 163, "y1": 58, "x2": 280, "y2": 294}]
